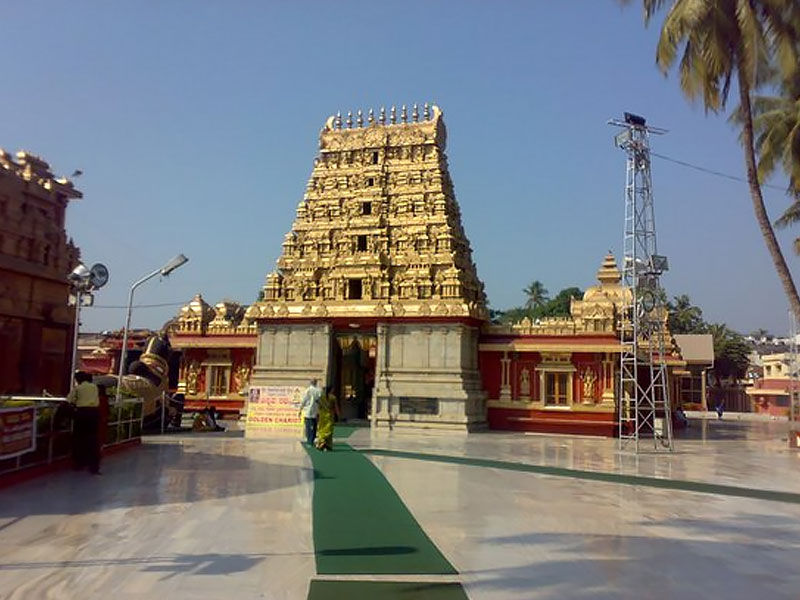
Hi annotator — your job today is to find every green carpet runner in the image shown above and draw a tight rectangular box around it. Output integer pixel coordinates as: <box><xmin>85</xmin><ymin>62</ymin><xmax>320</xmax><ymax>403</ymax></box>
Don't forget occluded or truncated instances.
<box><xmin>304</xmin><ymin>426</ymin><xmax>466</xmax><ymax>598</ymax></box>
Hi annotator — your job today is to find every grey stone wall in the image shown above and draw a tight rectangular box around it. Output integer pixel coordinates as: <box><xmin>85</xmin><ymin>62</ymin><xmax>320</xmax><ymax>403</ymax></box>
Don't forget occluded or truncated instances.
<box><xmin>372</xmin><ymin>322</ymin><xmax>487</xmax><ymax>431</ymax></box>
<box><xmin>251</xmin><ymin>323</ymin><xmax>331</xmax><ymax>388</ymax></box>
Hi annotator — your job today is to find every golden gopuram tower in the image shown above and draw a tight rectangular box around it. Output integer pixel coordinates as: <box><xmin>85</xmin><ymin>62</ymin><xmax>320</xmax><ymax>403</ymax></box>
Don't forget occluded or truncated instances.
<box><xmin>245</xmin><ymin>104</ymin><xmax>488</xmax><ymax>430</ymax></box>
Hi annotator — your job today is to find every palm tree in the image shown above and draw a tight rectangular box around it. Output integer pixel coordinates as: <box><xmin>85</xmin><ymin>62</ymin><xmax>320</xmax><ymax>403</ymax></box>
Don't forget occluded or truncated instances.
<box><xmin>523</xmin><ymin>280</ymin><xmax>549</xmax><ymax>311</ymax></box>
<box><xmin>627</xmin><ymin>0</ymin><xmax>800</xmax><ymax>319</ymax></box>
<box><xmin>667</xmin><ymin>294</ymin><xmax>705</xmax><ymax>334</ymax></box>
<box><xmin>748</xmin><ymin>69</ymin><xmax>800</xmax><ymax>251</ymax></box>
<box><xmin>707</xmin><ymin>322</ymin><xmax>751</xmax><ymax>388</ymax></box>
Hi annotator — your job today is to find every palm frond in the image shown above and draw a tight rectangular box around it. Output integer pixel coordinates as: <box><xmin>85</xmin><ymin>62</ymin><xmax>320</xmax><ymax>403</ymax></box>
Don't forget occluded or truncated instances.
<box><xmin>776</xmin><ymin>200</ymin><xmax>800</xmax><ymax>228</ymax></box>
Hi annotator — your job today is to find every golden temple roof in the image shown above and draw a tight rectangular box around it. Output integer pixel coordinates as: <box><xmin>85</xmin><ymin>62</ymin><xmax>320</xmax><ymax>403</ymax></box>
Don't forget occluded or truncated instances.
<box><xmin>247</xmin><ymin>104</ymin><xmax>487</xmax><ymax>321</ymax></box>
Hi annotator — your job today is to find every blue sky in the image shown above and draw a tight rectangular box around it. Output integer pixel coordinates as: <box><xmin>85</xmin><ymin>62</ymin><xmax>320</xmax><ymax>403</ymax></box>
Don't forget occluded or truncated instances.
<box><xmin>2</xmin><ymin>1</ymin><xmax>797</xmax><ymax>335</ymax></box>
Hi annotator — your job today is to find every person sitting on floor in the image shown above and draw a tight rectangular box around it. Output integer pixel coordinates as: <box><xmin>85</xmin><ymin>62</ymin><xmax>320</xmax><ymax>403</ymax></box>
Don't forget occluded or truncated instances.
<box><xmin>192</xmin><ymin>409</ymin><xmax>224</xmax><ymax>432</ymax></box>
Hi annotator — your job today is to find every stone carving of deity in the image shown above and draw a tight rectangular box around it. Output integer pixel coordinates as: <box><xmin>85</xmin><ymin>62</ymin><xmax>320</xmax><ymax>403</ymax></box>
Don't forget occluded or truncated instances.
<box><xmin>520</xmin><ymin>367</ymin><xmax>530</xmax><ymax>398</ymax></box>
<box><xmin>186</xmin><ymin>360</ymin><xmax>200</xmax><ymax>395</ymax></box>
<box><xmin>581</xmin><ymin>367</ymin><xmax>597</xmax><ymax>403</ymax></box>
<box><xmin>234</xmin><ymin>364</ymin><xmax>251</xmax><ymax>394</ymax></box>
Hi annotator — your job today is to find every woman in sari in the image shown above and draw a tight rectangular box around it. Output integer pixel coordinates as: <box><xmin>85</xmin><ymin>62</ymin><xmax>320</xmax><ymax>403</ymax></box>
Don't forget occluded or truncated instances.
<box><xmin>315</xmin><ymin>385</ymin><xmax>339</xmax><ymax>451</ymax></box>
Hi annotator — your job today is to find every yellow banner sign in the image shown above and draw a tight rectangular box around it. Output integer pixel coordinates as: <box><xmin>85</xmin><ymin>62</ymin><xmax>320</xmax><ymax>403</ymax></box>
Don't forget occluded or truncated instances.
<box><xmin>245</xmin><ymin>386</ymin><xmax>303</xmax><ymax>438</ymax></box>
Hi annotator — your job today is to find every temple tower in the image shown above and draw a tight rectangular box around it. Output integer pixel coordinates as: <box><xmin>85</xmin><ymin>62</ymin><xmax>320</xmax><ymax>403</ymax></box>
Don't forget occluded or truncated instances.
<box><xmin>246</xmin><ymin>104</ymin><xmax>488</xmax><ymax>430</ymax></box>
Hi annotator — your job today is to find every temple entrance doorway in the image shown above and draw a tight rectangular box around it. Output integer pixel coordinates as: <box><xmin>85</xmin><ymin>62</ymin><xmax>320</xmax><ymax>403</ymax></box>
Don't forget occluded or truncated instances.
<box><xmin>331</xmin><ymin>332</ymin><xmax>377</xmax><ymax>422</ymax></box>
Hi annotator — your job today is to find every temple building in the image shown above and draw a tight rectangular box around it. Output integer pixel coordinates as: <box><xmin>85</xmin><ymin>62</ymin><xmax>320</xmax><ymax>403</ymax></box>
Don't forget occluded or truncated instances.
<box><xmin>246</xmin><ymin>104</ymin><xmax>487</xmax><ymax>430</ymax></box>
<box><xmin>169</xmin><ymin>105</ymin><xmax>712</xmax><ymax>435</ymax></box>
<box><xmin>170</xmin><ymin>295</ymin><xmax>256</xmax><ymax>415</ymax></box>
<box><xmin>0</xmin><ymin>150</ymin><xmax>82</xmax><ymax>395</ymax></box>
<box><xmin>480</xmin><ymin>254</ymin><xmax>710</xmax><ymax>435</ymax></box>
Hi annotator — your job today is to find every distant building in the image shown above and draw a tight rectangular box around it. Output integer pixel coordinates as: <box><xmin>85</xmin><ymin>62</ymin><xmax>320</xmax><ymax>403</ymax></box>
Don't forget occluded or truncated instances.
<box><xmin>77</xmin><ymin>329</ymin><xmax>160</xmax><ymax>379</ymax></box>
<box><xmin>0</xmin><ymin>150</ymin><xmax>81</xmax><ymax>395</ymax></box>
<box><xmin>672</xmin><ymin>334</ymin><xmax>714</xmax><ymax>410</ymax></box>
<box><xmin>746</xmin><ymin>353</ymin><xmax>797</xmax><ymax>417</ymax></box>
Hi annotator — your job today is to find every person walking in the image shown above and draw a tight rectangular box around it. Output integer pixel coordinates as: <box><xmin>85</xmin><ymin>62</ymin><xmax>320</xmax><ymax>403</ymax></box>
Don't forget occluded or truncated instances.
<box><xmin>66</xmin><ymin>371</ymin><xmax>102</xmax><ymax>474</ymax></box>
<box><xmin>298</xmin><ymin>378</ymin><xmax>322</xmax><ymax>446</ymax></box>
<box><xmin>315</xmin><ymin>385</ymin><xmax>340</xmax><ymax>451</ymax></box>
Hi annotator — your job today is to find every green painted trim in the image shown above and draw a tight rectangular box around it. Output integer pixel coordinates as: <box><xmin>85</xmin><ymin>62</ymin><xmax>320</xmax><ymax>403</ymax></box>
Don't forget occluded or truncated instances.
<box><xmin>361</xmin><ymin>448</ymin><xmax>800</xmax><ymax>505</ymax></box>
<box><xmin>308</xmin><ymin>580</ymin><xmax>468</xmax><ymax>600</ymax></box>
<box><xmin>305</xmin><ymin>443</ymin><xmax>457</xmax><ymax>575</ymax></box>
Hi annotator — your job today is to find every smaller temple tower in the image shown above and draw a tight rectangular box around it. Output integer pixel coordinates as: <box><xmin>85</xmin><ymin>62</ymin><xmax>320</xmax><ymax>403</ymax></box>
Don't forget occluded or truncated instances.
<box><xmin>0</xmin><ymin>150</ymin><xmax>82</xmax><ymax>395</ymax></box>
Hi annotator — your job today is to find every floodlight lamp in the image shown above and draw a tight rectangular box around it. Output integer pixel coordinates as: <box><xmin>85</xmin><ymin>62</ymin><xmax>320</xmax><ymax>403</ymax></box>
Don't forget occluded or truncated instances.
<box><xmin>651</xmin><ymin>255</ymin><xmax>669</xmax><ymax>273</ymax></box>
<box><xmin>160</xmin><ymin>254</ymin><xmax>189</xmax><ymax>276</ymax></box>
<box><xmin>614</xmin><ymin>130</ymin><xmax>631</xmax><ymax>148</ymax></box>
<box><xmin>68</xmin><ymin>263</ymin><xmax>91</xmax><ymax>283</ymax></box>
<box><xmin>624</xmin><ymin>112</ymin><xmax>647</xmax><ymax>127</ymax></box>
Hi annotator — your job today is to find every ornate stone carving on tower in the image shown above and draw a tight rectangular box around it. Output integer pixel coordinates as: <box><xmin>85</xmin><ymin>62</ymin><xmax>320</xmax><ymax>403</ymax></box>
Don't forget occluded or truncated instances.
<box><xmin>247</xmin><ymin>104</ymin><xmax>488</xmax><ymax>430</ymax></box>
<box><xmin>246</xmin><ymin>103</ymin><xmax>486</xmax><ymax>321</ymax></box>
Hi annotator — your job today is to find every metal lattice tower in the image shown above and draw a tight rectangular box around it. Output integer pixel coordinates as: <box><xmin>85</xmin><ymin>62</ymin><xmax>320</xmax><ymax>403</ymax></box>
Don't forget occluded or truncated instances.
<box><xmin>609</xmin><ymin>113</ymin><xmax>673</xmax><ymax>453</ymax></box>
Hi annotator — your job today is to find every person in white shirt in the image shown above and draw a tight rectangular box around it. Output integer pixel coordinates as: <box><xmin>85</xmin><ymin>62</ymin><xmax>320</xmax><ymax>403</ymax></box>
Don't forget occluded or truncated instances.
<box><xmin>298</xmin><ymin>378</ymin><xmax>322</xmax><ymax>445</ymax></box>
<box><xmin>66</xmin><ymin>371</ymin><xmax>101</xmax><ymax>474</ymax></box>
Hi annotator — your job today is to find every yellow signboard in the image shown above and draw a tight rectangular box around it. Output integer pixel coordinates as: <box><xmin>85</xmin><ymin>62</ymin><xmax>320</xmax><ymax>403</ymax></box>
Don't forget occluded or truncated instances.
<box><xmin>245</xmin><ymin>386</ymin><xmax>303</xmax><ymax>438</ymax></box>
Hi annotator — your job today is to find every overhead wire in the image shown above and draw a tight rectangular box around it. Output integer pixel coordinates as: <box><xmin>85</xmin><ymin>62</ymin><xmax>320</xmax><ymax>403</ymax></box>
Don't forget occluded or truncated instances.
<box><xmin>88</xmin><ymin>301</ymin><xmax>187</xmax><ymax>309</ymax></box>
<box><xmin>650</xmin><ymin>151</ymin><xmax>788</xmax><ymax>192</ymax></box>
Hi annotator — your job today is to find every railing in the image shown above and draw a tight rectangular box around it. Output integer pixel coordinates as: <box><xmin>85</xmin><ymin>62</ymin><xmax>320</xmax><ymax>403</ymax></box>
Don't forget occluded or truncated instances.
<box><xmin>0</xmin><ymin>397</ymin><xmax>144</xmax><ymax>477</ymax></box>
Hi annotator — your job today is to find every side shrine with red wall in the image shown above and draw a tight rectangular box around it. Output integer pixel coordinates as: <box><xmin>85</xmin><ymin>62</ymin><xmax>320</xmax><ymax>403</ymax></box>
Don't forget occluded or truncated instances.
<box><xmin>169</xmin><ymin>295</ymin><xmax>256</xmax><ymax>416</ymax></box>
<box><xmin>478</xmin><ymin>254</ymin><xmax>698</xmax><ymax>436</ymax></box>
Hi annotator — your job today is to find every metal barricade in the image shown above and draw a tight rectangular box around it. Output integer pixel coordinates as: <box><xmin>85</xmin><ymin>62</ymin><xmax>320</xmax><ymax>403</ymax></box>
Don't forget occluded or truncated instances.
<box><xmin>0</xmin><ymin>396</ymin><xmax>144</xmax><ymax>477</ymax></box>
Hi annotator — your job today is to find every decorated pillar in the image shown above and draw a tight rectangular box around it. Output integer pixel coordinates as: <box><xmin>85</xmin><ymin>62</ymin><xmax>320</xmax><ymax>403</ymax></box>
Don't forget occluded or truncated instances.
<box><xmin>499</xmin><ymin>351</ymin><xmax>512</xmax><ymax>400</ymax></box>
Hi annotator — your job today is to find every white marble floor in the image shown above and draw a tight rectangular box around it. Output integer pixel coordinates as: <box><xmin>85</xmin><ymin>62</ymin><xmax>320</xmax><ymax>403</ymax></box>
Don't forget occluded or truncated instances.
<box><xmin>1</xmin><ymin>421</ymin><xmax>799</xmax><ymax>599</ymax></box>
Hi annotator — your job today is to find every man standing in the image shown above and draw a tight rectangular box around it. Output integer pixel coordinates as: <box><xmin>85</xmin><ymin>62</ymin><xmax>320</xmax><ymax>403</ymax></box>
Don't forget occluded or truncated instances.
<box><xmin>66</xmin><ymin>371</ymin><xmax>101</xmax><ymax>474</ymax></box>
<box><xmin>298</xmin><ymin>378</ymin><xmax>322</xmax><ymax>446</ymax></box>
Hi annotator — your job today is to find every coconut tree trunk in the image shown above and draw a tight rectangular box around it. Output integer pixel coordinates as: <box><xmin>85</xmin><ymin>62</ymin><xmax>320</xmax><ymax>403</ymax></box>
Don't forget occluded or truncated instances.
<box><xmin>737</xmin><ymin>65</ymin><xmax>800</xmax><ymax>320</ymax></box>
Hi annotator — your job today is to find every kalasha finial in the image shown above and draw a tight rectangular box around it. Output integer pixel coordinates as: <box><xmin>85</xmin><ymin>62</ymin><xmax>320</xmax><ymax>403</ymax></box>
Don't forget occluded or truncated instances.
<box><xmin>357</xmin><ymin>109</ymin><xmax>364</xmax><ymax>127</ymax></box>
<box><xmin>390</xmin><ymin>106</ymin><xmax>397</xmax><ymax>124</ymax></box>
<box><xmin>379</xmin><ymin>106</ymin><xmax>386</xmax><ymax>124</ymax></box>
<box><xmin>368</xmin><ymin>108</ymin><xmax>374</xmax><ymax>124</ymax></box>
<box><xmin>346</xmin><ymin>111</ymin><xmax>353</xmax><ymax>128</ymax></box>
<box><xmin>412</xmin><ymin>103</ymin><xmax>419</xmax><ymax>122</ymax></box>
<box><xmin>401</xmin><ymin>104</ymin><xmax>408</xmax><ymax>123</ymax></box>
<box><xmin>335</xmin><ymin>111</ymin><xmax>342</xmax><ymax>129</ymax></box>
<box><xmin>424</xmin><ymin>102</ymin><xmax>430</xmax><ymax>120</ymax></box>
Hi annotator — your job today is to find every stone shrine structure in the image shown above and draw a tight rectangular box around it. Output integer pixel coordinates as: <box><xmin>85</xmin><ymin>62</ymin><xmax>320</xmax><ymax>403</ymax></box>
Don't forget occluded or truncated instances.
<box><xmin>244</xmin><ymin>104</ymin><xmax>488</xmax><ymax>430</ymax></box>
<box><xmin>0</xmin><ymin>150</ymin><xmax>82</xmax><ymax>395</ymax></box>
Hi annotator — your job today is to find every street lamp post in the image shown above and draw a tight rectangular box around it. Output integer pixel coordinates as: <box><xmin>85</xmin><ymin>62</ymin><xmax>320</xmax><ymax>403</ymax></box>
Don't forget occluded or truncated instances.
<box><xmin>115</xmin><ymin>254</ymin><xmax>188</xmax><ymax>404</ymax></box>
<box><xmin>68</xmin><ymin>263</ymin><xmax>107</xmax><ymax>390</ymax></box>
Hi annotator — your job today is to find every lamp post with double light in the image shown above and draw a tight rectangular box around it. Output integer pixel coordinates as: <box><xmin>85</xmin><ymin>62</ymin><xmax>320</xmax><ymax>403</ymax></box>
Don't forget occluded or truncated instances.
<box><xmin>68</xmin><ymin>262</ymin><xmax>109</xmax><ymax>390</ymax></box>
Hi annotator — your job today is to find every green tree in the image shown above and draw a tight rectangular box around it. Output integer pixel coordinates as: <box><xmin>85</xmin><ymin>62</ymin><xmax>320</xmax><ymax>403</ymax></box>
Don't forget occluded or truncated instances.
<box><xmin>488</xmin><ymin>307</ymin><xmax>505</xmax><ymax>324</ymax></box>
<box><xmin>523</xmin><ymin>280</ymin><xmax>549</xmax><ymax>311</ymax></box>
<box><xmin>667</xmin><ymin>294</ymin><xmax>706</xmax><ymax>334</ymax></box>
<box><xmin>540</xmin><ymin>287</ymin><xmax>583</xmax><ymax>318</ymax></box>
<box><xmin>748</xmin><ymin>68</ymin><xmax>800</xmax><ymax>252</ymax></box>
<box><xmin>707</xmin><ymin>323</ymin><xmax>752</xmax><ymax>387</ymax></box>
<box><xmin>627</xmin><ymin>0</ymin><xmax>800</xmax><ymax>319</ymax></box>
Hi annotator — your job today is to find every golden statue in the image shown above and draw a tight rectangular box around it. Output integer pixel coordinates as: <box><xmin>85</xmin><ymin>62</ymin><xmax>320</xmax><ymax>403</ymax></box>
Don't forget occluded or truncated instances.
<box><xmin>581</xmin><ymin>367</ymin><xmax>597</xmax><ymax>403</ymax></box>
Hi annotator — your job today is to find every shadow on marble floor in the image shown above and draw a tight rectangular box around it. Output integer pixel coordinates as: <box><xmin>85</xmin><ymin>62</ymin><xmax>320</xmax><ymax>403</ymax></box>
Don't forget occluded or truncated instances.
<box><xmin>317</xmin><ymin>545</ymin><xmax>417</xmax><ymax>556</ymax></box>
<box><xmin>465</xmin><ymin>525</ymin><xmax>797</xmax><ymax>599</ymax></box>
<box><xmin>0</xmin><ymin>551</ymin><xmax>313</xmax><ymax>577</ymax></box>
<box><xmin>0</xmin><ymin>442</ymin><xmax>314</xmax><ymax>518</ymax></box>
